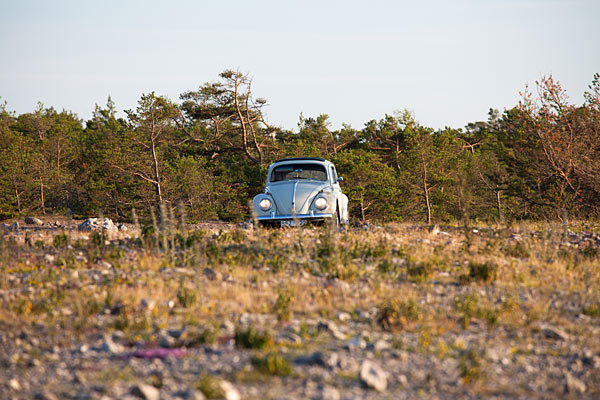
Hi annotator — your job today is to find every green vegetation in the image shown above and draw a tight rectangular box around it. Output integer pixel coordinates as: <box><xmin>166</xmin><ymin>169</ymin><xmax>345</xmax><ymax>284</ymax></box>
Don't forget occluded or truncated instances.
<box><xmin>196</xmin><ymin>374</ymin><xmax>226</xmax><ymax>399</ymax></box>
<box><xmin>234</xmin><ymin>325</ymin><xmax>273</xmax><ymax>349</ymax></box>
<box><xmin>2</xmin><ymin>72</ymin><xmax>600</xmax><ymax>223</ymax></box>
<box><xmin>250</xmin><ymin>352</ymin><xmax>293</xmax><ymax>376</ymax></box>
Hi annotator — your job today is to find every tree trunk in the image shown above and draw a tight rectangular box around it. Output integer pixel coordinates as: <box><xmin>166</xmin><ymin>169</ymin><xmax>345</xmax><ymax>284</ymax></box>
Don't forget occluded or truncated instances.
<box><xmin>496</xmin><ymin>190</ymin><xmax>504</xmax><ymax>223</ymax></box>
<box><xmin>151</xmin><ymin>137</ymin><xmax>163</xmax><ymax>204</ymax></box>
<box><xmin>233</xmin><ymin>78</ymin><xmax>260</xmax><ymax>167</ymax></box>
<box><xmin>14</xmin><ymin>186</ymin><xmax>21</xmax><ymax>213</ymax></box>
<box><xmin>40</xmin><ymin>179</ymin><xmax>45</xmax><ymax>214</ymax></box>
<box><xmin>360</xmin><ymin>194</ymin><xmax>366</xmax><ymax>221</ymax></box>
<box><xmin>421</xmin><ymin>154</ymin><xmax>431</xmax><ymax>224</ymax></box>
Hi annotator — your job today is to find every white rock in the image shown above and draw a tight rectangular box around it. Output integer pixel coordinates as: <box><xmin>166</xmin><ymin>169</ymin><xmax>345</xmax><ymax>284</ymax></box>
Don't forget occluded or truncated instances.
<box><xmin>359</xmin><ymin>360</ymin><xmax>387</xmax><ymax>392</ymax></box>
<box><xmin>541</xmin><ymin>324</ymin><xmax>570</xmax><ymax>341</ymax></box>
<box><xmin>100</xmin><ymin>335</ymin><xmax>124</xmax><ymax>354</ymax></box>
<box><xmin>346</xmin><ymin>335</ymin><xmax>367</xmax><ymax>350</ymax></box>
<box><xmin>336</xmin><ymin>311</ymin><xmax>351</xmax><ymax>322</ymax></box>
<box><xmin>320</xmin><ymin>386</ymin><xmax>340</xmax><ymax>400</ymax></box>
<box><xmin>372</xmin><ymin>339</ymin><xmax>391</xmax><ymax>352</ymax></box>
<box><xmin>25</xmin><ymin>216</ymin><xmax>43</xmax><ymax>226</ymax></box>
<box><xmin>219</xmin><ymin>380</ymin><xmax>240</xmax><ymax>400</ymax></box>
<box><xmin>183</xmin><ymin>390</ymin><xmax>206</xmax><ymax>400</ymax></box>
<box><xmin>565</xmin><ymin>372</ymin><xmax>586</xmax><ymax>394</ymax></box>
<box><xmin>9</xmin><ymin>378</ymin><xmax>21</xmax><ymax>391</ymax></box>
<box><xmin>140</xmin><ymin>298</ymin><xmax>156</xmax><ymax>311</ymax></box>
<box><xmin>78</xmin><ymin>218</ymin><xmax>118</xmax><ymax>232</ymax></box>
<box><xmin>398</xmin><ymin>374</ymin><xmax>408</xmax><ymax>386</ymax></box>
<box><xmin>130</xmin><ymin>383</ymin><xmax>160</xmax><ymax>400</ymax></box>
<box><xmin>97</xmin><ymin>260</ymin><xmax>113</xmax><ymax>269</ymax></box>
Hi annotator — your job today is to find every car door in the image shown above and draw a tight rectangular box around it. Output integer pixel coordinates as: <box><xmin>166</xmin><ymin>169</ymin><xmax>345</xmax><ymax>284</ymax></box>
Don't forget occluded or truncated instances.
<box><xmin>330</xmin><ymin>165</ymin><xmax>342</xmax><ymax>210</ymax></box>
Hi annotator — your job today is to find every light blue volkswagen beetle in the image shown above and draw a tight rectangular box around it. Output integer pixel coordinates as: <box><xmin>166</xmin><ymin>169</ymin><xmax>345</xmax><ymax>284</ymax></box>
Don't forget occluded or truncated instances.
<box><xmin>252</xmin><ymin>157</ymin><xmax>349</xmax><ymax>226</ymax></box>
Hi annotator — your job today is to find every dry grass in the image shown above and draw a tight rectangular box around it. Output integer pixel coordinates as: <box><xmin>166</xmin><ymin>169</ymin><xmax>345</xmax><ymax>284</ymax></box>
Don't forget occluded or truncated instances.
<box><xmin>1</xmin><ymin>219</ymin><xmax>599</xmax><ymax>397</ymax></box>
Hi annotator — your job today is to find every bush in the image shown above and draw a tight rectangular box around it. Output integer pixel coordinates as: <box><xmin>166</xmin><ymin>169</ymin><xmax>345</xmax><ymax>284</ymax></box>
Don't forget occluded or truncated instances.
<box><xmin>53</xmin><ymin>233</ymin><xmax>69</xmax><ymax>248</ymax></box>
<box><xmin>251</xmin><ymin>352</ymin><xmax>293</xmax><ymax>376</ymax></box>
<box><xmin>376</xmin><ymin>299</ymin><xmax>422</xmax><ymax>331</ymax></box>
<box><xmin>196</xmin><ymin>374</ymin><xmax>225</xmax><ymax>399</ymax></box>
<box><xmin>273</xmin><ymin>289</ymin><xmax>294</xmax><ymax>321</ymax></box>
<box><xmin>177</xmin><ymin>285</ymin><xmax>197</xmax><ymax>308</ymax></box>
<box><xmin>459</xmin><ymin>348</ymin><xmax>485</xmax><ymax>384</ymax></box>
<box><xmin>406</xmin><ymin>259</ymin><xmax>432</xmax><ymax>283</ymax></box>
<box><xmin>234</xmin><ymin>325</ymin><xmax>272</xmax><ymax>349</ymax></box>
<box><xmin>459</xmin><ymin>262</ymin><xmax>497</xmax><ymax>284</ymax></box>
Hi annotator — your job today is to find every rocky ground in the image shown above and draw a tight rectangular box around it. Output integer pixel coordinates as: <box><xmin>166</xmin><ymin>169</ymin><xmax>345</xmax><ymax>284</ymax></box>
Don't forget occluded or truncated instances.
<box><xmin>0</xmin><ymin>216</ymin><xmax>599</xmax><ymax>399</ymax></box>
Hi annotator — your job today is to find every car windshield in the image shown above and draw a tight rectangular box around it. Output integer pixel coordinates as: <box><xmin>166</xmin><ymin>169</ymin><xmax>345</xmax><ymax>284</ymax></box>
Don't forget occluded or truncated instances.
<box><xmin>270</xmin><ymin>163</ymin><xmax>327</xmax><ymax>182</ymax></box>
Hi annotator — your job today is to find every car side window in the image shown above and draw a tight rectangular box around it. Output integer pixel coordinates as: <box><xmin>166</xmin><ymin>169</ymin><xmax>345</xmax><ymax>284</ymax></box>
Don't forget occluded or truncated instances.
<box><xmin>330</xmin><ymin>166</ymin><xmax>338</xmax><ymax>183</ymax></box>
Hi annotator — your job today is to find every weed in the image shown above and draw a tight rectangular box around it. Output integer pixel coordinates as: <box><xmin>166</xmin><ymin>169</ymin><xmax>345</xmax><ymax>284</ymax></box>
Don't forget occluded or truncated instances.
<box><xmin>231</xmin><ymin>228</ymin><xmax>246</xmax><ymax>243</ymax></box>
<box><xmin>184</xmin><ymin>327</ymin><xmax>218</xmax><ymax>347</ymax></box>
<box><xmin>91</xmin><ymin>231</ymin><xmax>109</xmax><ymax>248</ymax></box>
<box><xmin>273</xmin><ymin>288</ymin><xmax>294</xmax><ymax>321</ymax></box>
<box><xmin>459</xmin><ymin>348</ymin><xmax>485</xmax><ymax>384</ymax></box>
<box><xmin>177</xmin><ymin>285</ymin><xmax>197</xmax><ymax>308</ymax></box>
<box><xmin>269</xmin><ymin>255</ymin><xmax>286</xmax><ymax>273</ymax></box>
<box><xmin>454</xmin><ymin>293</ymin><xmax>479</xmax><ymax>329</ymax></box>
<box><xmin>196</xmin><ymin>374</ymin><xmax>225</xmax><ymax>399</ymax></box>
<box><xmin>148</xmin><ymin>372</ymin><xmax>163</xmax><ymax>388</ymax></box>
<box><xmin>377</xmin><ymin>299</ymin><xmax>422</xmax><ymax>331</ymax></box>
<box><xmin>582</xmin><ymin>304</ymin><xmax>600</xmax><ymax>317</ymax></box>
<box><xmin>377</xmin><ymin>259</ymin><xmax>398</xmax><ymax>275</ymax></box>
<box><xmin>503</xmin><ymin>241</ymin><xmax>530</xmax><ymax>258</ymax></box>
<box><xmin>417</xmin><ymin>325</ymin><xmax>433</xmax><ymax>350</ymax></box>
<box><xmin>234</xmin><ymin>325</ymin><xmax>272</xmax><ymax>349</ymax></box>
<box><xmin>250</xmin><ymin>352</ymin><xmax>293</xmax><ymax>376</ymax></box>
<box><xmin>406</xmin><ymin>259</ymin><xmax>432</xmax><ymax>283</ymax></box>
<box><xmin>459</xmin><ymin>262</ymin><xmax>497</xmax><ymax>284</ymax></box>
<box><xmin>53</xmin><ymin>233</ymin><xmax>69</xmax><ymax>248</ymax></box>
<box><xmin>581</xmin><ymin>243</ymin><xmax>599</xmax><ymax>259</ymax></box>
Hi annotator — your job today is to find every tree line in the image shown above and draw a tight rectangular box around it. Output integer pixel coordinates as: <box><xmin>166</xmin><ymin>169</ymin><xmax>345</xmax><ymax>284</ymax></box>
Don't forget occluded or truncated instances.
<box><xmin>1</xmin><ymin>70</ymin><xmax>599</xmax><ymax>223</ymax></box>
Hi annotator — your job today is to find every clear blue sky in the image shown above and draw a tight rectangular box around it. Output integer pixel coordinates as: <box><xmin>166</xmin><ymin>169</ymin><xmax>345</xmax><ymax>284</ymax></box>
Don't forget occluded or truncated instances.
<box><xmin>1</xmin><ymin>0</ymin><xmax>598</xmax><ymax>130</ymax></box>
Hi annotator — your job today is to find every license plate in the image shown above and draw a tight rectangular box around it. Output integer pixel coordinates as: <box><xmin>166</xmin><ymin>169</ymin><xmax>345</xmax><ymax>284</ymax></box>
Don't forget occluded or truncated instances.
<box><xmin>280</xmin><ymin>219</ymin><xmax>306</xmax><ymax>227</ymax></box>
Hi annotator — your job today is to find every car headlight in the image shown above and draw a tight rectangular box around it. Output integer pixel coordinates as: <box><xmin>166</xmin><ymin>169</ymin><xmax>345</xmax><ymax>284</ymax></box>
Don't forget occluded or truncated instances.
<box><xmin>259</xmin><ymin>198</ymin><xmax>272</xmax><ymax>211</ymax></box>
<box><xmin>314</xmin><ymin>197</ymin><xmax>327</xmax><ymax>210</ymax></box>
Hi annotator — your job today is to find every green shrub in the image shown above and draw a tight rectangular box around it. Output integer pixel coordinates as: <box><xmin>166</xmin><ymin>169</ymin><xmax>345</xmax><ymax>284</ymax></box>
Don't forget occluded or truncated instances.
<box><xmin>377</xmin><ymin>299</ymin><xmax>422</xmax><ymax>331</ymax></box>
<box><xmin>273</xmin><ymin>289</ymin><xmax>294</xmax><ymax>321</ymax></box>
<box><xmin>503</xmin><ymin>241</ymin><xmax>530</xmax><ymax>258</ymax></box>
<box><xmin>459</xmin><ymin>348</ymin><xmax>485</xmax><ymax>384</ymax></box>
<box><xmin>53</xmin><ymin>233</ymin><xmax>69</xmax><ymax>248</ymax></box>
<box><xmin>459</xmin><ymin>262</ymin><xmax>497</xmax><ymax>284</ymax></box>
<box><xmin>582</xmin><ymin>304</ymin><xmax>600</xmax><ymax>317</ymax></box>
<box><xmin>196</xmin><ymin>374</ymin><xmax>225</xmax><ymax>399</ymax></box>
<box><xmin>177</xmin><ymin>285</ymin><xmax>197</xmax><ymax>308</ymax></box>
<box><xmin>251</xmin><ymin>352</ymin><xmax>293</xmax><ymax>376</ymax></box>
<box><xmin>234</xmin><ymin>325</ymin><xmax>272</xmax><ymax>349</ymax></box>
<box><xmin>406</xmin><ymin>259</ymin><xmax>432</xmax><ymax>283</ymax></box>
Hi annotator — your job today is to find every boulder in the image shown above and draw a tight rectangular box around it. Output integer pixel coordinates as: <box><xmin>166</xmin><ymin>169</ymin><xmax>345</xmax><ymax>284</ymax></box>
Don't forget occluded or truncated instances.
<box><xmin>359</xmin><ymin>360</ymin><xmax>387</xmax><ymax>392</ymax></box>
<box><xmin>25</xmin><ymin>216</ymin><xmax>43</xmax><ymax>226</ymax></box>
<box><xmin>219</xmin><ymin>380</ymin><xmax>240</xmax><ymax>400</ymax></box>
<box><xmin>130</xmin><ymin>383</ymin><xmax>160</xmax><ymax>400</ymax></box>
<box><xmin>78</xmin><ymin>218</ymin><xmax>117</xmax><ymax>232</ymax></box>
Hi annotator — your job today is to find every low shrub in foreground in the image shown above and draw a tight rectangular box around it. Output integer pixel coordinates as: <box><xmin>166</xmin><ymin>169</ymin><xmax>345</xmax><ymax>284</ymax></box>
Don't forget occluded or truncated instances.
<box><xmin>234</xmin><ymin>325</ymin><xmax>273</xmax><ymax>349</ymax></box>
<box><xmin>251</xmin><ymin>352</ymin><xmax>293</xmax><ymax>376</ymax></box>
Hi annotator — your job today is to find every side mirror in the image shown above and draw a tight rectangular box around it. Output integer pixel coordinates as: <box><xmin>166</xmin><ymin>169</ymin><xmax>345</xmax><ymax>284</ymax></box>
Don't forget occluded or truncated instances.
<box><xmin>337</xmin><ymin>176</ymin><xmax>344</xmax><ymax>182</ymax></box>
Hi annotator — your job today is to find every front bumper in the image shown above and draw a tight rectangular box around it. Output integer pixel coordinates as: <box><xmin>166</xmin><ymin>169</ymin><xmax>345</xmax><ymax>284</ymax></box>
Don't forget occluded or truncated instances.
<box><xmin>257</xmin><ymin>211</ymin><xmax>333</xmax><ymax>221</ymax></box>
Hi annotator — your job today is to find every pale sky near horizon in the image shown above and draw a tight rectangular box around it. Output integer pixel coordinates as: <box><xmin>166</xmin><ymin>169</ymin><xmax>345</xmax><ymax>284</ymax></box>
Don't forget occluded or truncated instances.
<box><xmin>1</xmin><ymin>0</ymin><xmax>598</xmax><ymax>131</ymax></box>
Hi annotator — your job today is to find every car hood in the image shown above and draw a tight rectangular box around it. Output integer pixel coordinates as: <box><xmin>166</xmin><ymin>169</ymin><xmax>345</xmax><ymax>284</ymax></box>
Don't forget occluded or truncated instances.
<box><xmin>267</xmin><ymin>180</ymin><xmax>329</xmax><ymax>214</ymax></box>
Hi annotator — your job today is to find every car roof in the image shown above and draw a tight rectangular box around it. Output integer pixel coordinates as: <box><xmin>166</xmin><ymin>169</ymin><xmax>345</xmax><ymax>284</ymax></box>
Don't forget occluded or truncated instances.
<box><xmin>273</xmin><ymin>157</ymin><xmax>327</xmax><ymax>163</ymax></box>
